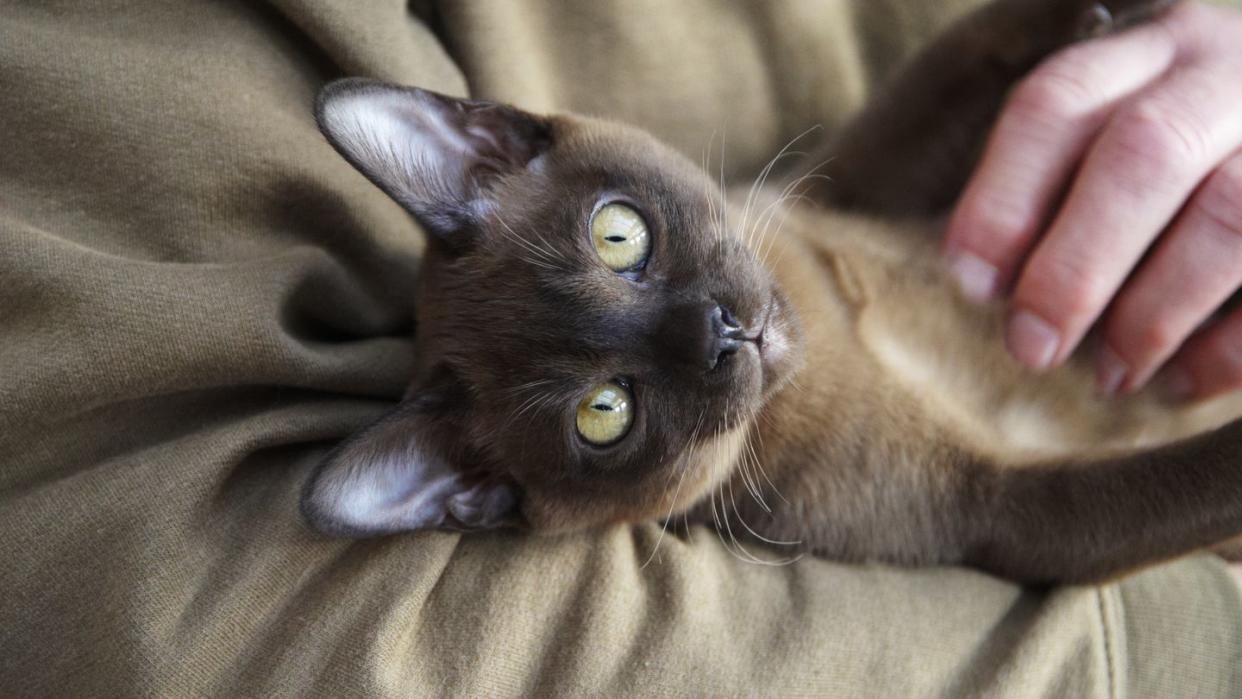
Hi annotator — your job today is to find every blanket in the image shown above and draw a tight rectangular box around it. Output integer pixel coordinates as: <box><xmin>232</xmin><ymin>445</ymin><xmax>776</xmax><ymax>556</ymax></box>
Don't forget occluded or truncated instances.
<box><xmin>2</xmin><ymin>1</ymin><xmax>1239</xmax><ymax>695</ymax></box>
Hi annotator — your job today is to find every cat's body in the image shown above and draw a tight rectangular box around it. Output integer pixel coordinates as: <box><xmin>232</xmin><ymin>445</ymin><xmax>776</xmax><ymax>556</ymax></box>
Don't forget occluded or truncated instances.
<box><xmin>301</xmin><ymin>0</ymin><xmax>1242</xmax><ymax>584</ymax></box>
<box><xmin>730</xmin><ymin>195</ymin><xmax>1242</xmax><ymax>573</ymax></box>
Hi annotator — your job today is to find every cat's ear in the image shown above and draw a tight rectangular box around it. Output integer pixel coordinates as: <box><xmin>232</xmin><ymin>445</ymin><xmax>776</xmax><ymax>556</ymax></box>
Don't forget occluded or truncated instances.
<box><xmin>301</xmin><ymin>390</ymin><xmax>520</xmax><ymax>537</ymax></box>
<box><xmin>315</xmin><ymin>78</ymin><xmax>553</xmax><ymax>240</ymax></box>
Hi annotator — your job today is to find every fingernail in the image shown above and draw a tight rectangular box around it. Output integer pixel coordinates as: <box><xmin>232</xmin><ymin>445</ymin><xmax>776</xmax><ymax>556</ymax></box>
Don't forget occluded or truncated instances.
<box><xmin>947</xmin><ymin>251</ymin><xmax>999</xmax><ymax>302</ymax></box>
<box><xmin>1096</xmin><ymin>346</ymin><xmax>1129</xmax><ymax>396</ymax></box>
<box><xmin>1162</xmin><ymin>368</ymin><xmax>1196</xmax><ymax>401</ymax></box>
<box><xmin>1006</xmin><ymin>310</ymin><xmax>1061</xmax><ymax>371</ymax></box>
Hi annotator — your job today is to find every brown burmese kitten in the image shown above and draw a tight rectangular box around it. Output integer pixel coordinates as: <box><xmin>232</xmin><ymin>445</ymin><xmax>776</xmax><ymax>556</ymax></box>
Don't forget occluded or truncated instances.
<box><xmin>302</xmin><ymin>0</ymin><xmax>1242</xmax><ymax>583</ymax></box>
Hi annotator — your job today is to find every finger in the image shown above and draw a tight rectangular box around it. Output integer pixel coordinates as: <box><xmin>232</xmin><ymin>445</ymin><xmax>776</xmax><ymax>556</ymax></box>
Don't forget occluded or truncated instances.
<box><xmin>1099</xmin><ymin>151</ymin><xmax>1242</xmax><ymax>394</ymax></box>
<box><xmin>1007</xmin><ymin>61</ymin><xmax>1242</xmax><ymax>370</ymax></box>
<box><xmin>1162</xmin><ymin>304</ymin><xmax>1242</xmax><ymax>401</ymax></box>
<box><xmin>944</xmin><ymin>20</ymin><xmax>1178</xmax><ymax>301</ymax></box>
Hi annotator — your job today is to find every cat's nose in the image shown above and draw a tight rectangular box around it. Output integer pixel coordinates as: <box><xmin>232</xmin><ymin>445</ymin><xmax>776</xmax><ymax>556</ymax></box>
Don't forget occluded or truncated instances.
<box><xmin>708</xmin><ymin>304</ymin><xmax>745</xmax><ymax>370</ymax></box>
<box><xmin>653</xmin><ymin>301</ymin><xmax>747</xmax><ymax>373</ymax></box>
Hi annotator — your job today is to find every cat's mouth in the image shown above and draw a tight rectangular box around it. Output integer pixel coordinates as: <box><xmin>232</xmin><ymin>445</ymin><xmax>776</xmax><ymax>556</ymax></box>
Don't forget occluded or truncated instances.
<box><xmin>752</xmin><ymin>291</ymin><xmax>800</xmax><ymax>393</ymax></box>
<box><xmin>753</xmin><ymin>300</ymin><xmax>776</xmax><ymax>352</ymax></box>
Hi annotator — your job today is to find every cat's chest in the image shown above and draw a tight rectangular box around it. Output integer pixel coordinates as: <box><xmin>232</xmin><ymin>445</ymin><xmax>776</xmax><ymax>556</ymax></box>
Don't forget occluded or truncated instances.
<box><xmin>768</xmin><ymin>211</ymin><xmax>1204</xmax><ymax>460</ymax></box>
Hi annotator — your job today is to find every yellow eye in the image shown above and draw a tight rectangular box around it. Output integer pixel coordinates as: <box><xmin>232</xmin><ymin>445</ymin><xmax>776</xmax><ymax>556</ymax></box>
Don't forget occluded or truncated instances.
<box><xmin>575</xmin><ymin>381</ymin><xmax>635</xmax><ymax>446</ymax></box>
<box><xmin>590</xmin><ymin>203</ymin><xmax>651</xmax><ymax>272</ymax></box>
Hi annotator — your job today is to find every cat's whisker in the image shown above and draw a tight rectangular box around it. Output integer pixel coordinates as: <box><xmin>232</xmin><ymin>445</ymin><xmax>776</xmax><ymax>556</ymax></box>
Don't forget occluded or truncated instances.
<box><xmin>740</xmin><ymin>125</ymin><xmax>821</xmax><ymax>251</ymax></box>
<box><xmin>769</xmin><ymin>158</ymin><xmax>835</xmax><ymax>204</ymax></box>
<box><xmin>513</xmin><ymin>391</ymin><xmax>572</xmax><ymax>455</ymax></box>
<box><xmin>731</xmin><ymin>407</ymin><xmax>769</xmax><ymax>514</ymax></box>
<box><xmin>505</xmin><ymin>378</ymin><xmax>558</xmax><ymax>396</ymax></box>
<box><xmin>509</xmin><ymin>392</ymin><xmax>547</xmax><ymax>423</ymax></box>
<box><xmin>782</xmin><ymin>158</ymin><xmax>836</xmax><ymax>182</ymax></box>
<box><xmin>750</xmin><ymin>193</ymin><xmax>809</xmax><ymax>270</ymax></box>
<box><xmin>763</xmin><ymin>235</ymin><xmax>795</xmax><ymax>273</ymax></box>
<box><xmin>749</xmin><ymin>165</ymin><xmax>831</xmax><ymax>264</ymax></box>
<box><xmin>641</xmin><ymin>457</ymin><xmax>690</xmax><ymax>571</ymax></box>
<box><xmin>707</xmin><ymin>403</ymin><xmax>792</xmax><ymax>565</ymax></box>
<box><xmin>641</xmin><ymin>408</ymin><xmax>707</xmax><ymax>571</ymax></box>
<box><xmin>521</xmin><ymin>223</ymin><xmax>571</xmax><ymax>267</ymax></box>
<box><xmin>730</xmin><ymin>404</ymin><xmax>784</xmax><ymax>524</ymax></box>
<box><xmin>655</xmin><ymin>407</ymin><xmax>706</xmax><ymax>496</ymax></box>
<box><xmin>712</xmin><ymin>483</ymin><xmax>744</xmax><ymax>562</ymax></box>
<box><xmin>718</xmin><ymin>126</ymin><xmax>729</xmax><ymax>245</ymax></box>
<box><xmin>707</xmin><ymin>422</ymin><xmax>738</xmax><ymax>556</ymax></box>
<box><xmin>743</xmin><ymin>149</ymin><xmax>805</xmax><ymax>250</ymax></box>
<box><xmin>741</xmin><ymin>152</ymin><xmax>831</xmax><ymax>259</ymax></box>
<box><xmin>518</xmin><ymin>254</ymin><xmax>560</xmax><ymax>272</ymax></box>
<box><xmin>726</xmin><ymin>468</ymin><xmax>801</xmax><ymax>548</ymax></box>
<box><xmin>748</xmin><ymin>416</ymin><xmax>791</xmax><ymax>507</ymax></box>
<box><xmin>758</xmin><ymin>192</ymin><xmax>817</xmax><ymax>268</ymax></box>
<box><xmin>717</xmin><ymin>485</ymin><xmax>752</xmax><ymax>563</ymax></box>
<box><xmin>729</xmin><ymin>490</ymin><xmax>803</xmax><ymax>564</ymax></box>
<box><xmin>738</xmin><ymin>451</ymin><xmax>766</xmax><ymax>514</ymax></box>
<box><xmin>504</xmin><ymin>399</ymin><xmax>544</xmax><ymax>435</ymax></box>
<box><xmin>519</xmin><ymin>240</ymin><xmax>564</xmax><ymax>270</ymax></box>
<box><xmin>493</xmin><ymin>212</ymin><xmax>565</xmax><ymax>270</ymax></box>
<box><xmin>747</xmin><ymin>187</ymin><xmax>797</xmax><ymax>262</ymax></box>
<box><xmin>738</xmin><ymin>431</ymin><xmax>772</xmax><ymax>513</ymax></box>
<box><xmin>709</xmin><ymin>482</ymin><xmax>726</xmax><ymax>551</ymax></box>
<box><xmin>506</xmin><ymin>387</ymin><xmax>570</xmax><ymax>435</ymax></box>
<box><xmin>701</xmin><ymin>129</ymin><xmax>725</xmax><ymax>246</ymax></box>
<box><xmin>494</xmin><ymin>214</ymin><xmax>551</xmax><ymax>260</ymax></box>
<box><xmin>721</xmin><ymin>399</ymin><xmax>756</xmax><ymax>505</ymax></box>
<box><xmin>784</xmin><ymin>374</ymin><xmax>807</xmax><ymax>395</ymax></box>
<box><xmin>719</xmin><ymin>482</ymin><xmax>790</xmax><ymax>565</ymax></box>
<box><xmin>527</xmin><ymin>391</ymin><xmax>565</xmax><ymax>425</ymax></box>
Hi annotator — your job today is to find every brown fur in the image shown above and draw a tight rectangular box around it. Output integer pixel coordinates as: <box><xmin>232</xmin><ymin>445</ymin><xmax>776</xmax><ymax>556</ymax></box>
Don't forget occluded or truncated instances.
<box><xmin>301</xmin><ymin>0</ymin><xmax>1242</xmax><ymax>583</ymax></box>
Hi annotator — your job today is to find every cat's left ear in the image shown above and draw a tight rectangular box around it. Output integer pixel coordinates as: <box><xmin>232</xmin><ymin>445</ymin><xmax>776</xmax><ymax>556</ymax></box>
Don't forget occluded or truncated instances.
<box><xmin>315</xmin><ymin>78</ymin><xmax>553</xmax><ymax>241</ymax></box>
<box><xmin>300</xmin><ymin>389</ymin><xmax>521</xmax><ymax>537</ymax></box>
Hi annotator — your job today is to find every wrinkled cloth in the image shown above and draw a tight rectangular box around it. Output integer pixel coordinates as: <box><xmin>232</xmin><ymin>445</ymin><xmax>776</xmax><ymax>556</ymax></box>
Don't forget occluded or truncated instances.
<box><xmin>2</xmin><ymin>1</ymin><xmax>1240</xmax><ymax>696</ymax></box>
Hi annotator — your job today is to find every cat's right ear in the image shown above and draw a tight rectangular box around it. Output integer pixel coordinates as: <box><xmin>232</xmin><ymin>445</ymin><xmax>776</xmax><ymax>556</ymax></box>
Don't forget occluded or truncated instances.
<box><xmin>300</xmin><ymin>389</ymin><xmax>521</xmax><ymax>537</ymax></box>
<box><xmin>315</xmin><ymin>78</ymin><xmax>553</xmax><ymax>242</ymax></box>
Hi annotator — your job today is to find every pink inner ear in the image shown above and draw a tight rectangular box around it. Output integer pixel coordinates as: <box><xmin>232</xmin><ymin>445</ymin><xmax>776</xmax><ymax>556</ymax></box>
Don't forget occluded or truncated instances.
<box><xmin>304</xmin><ymin>441</ymin><xmax>467</xmax><ymax>535</ymax></box>
<box><xmin>340</xmin><ymin>454</ymin><xmax>465</xmax><ymax>531</ymax></box>
<box><xmin>303</xmin><ymin>404</ymin><xmax>521</xmax><ymax>536</ymax></box>
<box><xmin>316</xmin><ymin>80</ymin><xmax>551</xmax><ymax>238</ymax></box>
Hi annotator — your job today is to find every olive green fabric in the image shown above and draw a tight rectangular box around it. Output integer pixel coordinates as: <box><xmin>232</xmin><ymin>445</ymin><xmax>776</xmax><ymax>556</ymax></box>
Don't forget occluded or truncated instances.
<box><xmin>2</xmin><ymin>0</ymin><xmax>1240</xmax><ymax>696</ymax></box>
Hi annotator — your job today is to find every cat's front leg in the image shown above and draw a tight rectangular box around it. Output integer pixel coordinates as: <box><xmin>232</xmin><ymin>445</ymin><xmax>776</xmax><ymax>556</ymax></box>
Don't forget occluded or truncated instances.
<box><xmin>799</xmin><ymin>0</ymin><xmax>1184</xmax><ymax>217</ymax></box>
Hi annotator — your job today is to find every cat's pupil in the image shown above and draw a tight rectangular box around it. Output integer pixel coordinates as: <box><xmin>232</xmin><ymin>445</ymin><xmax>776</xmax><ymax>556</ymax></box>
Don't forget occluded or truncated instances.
<box><xmin>605</xmin><ymin>235</ymin><xmax>626</xmax><ymax>243</ymax></box>
<box><xmin>592</xmin><ymin>403</ymin><xmax>613</xmax><ymax>412</ymax></box>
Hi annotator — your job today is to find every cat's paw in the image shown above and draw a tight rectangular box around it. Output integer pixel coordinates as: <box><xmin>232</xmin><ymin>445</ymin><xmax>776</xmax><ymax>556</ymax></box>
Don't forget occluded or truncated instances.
<box><xmin>1076</xmin><ymin>0</ymin><xmax>1182</xmax><ymax>38</ymax></box>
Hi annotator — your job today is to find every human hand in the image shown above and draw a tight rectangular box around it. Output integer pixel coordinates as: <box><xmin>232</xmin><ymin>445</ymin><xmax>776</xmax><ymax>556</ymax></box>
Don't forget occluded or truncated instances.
<box><xmin>944</xmin><ymin>1</ymin><xmax>1242</xmax><ymax>401</ymax></box>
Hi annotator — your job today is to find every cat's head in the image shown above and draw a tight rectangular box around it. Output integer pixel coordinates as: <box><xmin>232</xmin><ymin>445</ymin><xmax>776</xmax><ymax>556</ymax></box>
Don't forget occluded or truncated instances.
<box><xmin>301</xmin><ymin>79</ymin><xmax>802</xmax><ymax>536</ymax></box>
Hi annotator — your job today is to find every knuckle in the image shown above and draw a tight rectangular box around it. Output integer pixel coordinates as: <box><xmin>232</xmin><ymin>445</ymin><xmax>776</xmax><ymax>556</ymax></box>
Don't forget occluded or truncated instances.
<box><xmin>1107</xmin><ymin>303</ymin><xmax>1174</xmax><ymax>364</ymax></box>
<box><xmin>1135</xmin><ymin>315</ymin><xmax>1184</xmax><ymax>358</ymax></box>
<box><xmin>1193</xmin><ymin>160</ymin><xmax>1242</xmax><ymax>239</ymax></box>
<box><xmin>1162</xmin><ymin>2</ymin><xmax>1229</xmax><ymax>51</ymax></box>
<box><xmin>1010</xmin><ymin>67</ymin><xmax>1098</xmax><ymax>123</ymax></box>
<box><xmin>1107</xmin><ymin>100</ymin><xmax>1210</xmax><ymax>179</ymax></box>
<box><xmin>1028</xmin><ymin>254</ymin><xmax>1112</xmax><ymax>324</ymax></box>
<box><xmin>957</xmin><ymin>196</ymin><xmax>1030</xmax><ymax>250</ymax></box>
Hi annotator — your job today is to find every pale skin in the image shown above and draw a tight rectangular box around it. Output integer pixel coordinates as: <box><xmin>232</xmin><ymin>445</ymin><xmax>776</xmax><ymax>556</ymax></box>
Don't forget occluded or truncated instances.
<box><xmin>945</xmin><ymin>1</ymin><xmax>1242</xmax><ymax>403</ymax></box>
<box><xmin>944</xmin><ymin>1</ymin><xmax>1242</xmax><ymax>586</ymax></box>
